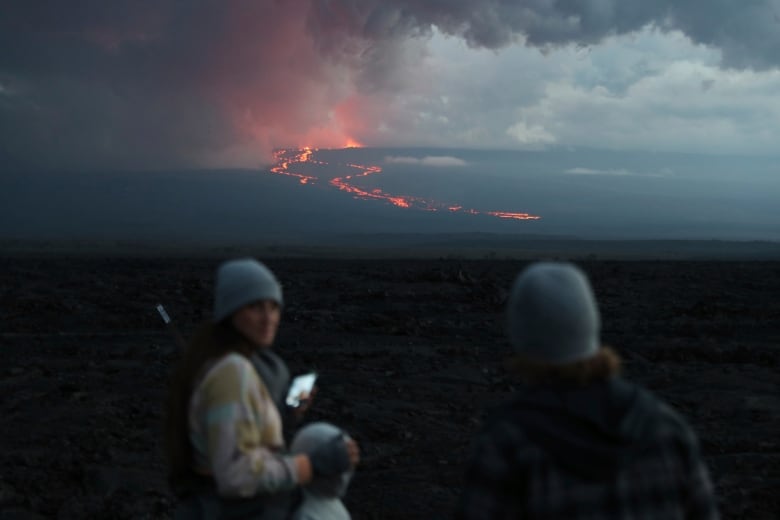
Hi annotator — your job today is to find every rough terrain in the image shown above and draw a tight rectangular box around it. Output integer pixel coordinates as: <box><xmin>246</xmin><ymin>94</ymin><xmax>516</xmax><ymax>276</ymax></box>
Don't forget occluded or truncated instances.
<box><xmin>1</xmin><ymin>256</ymin><xmax>778</xmax><ymax>518</ymax></box>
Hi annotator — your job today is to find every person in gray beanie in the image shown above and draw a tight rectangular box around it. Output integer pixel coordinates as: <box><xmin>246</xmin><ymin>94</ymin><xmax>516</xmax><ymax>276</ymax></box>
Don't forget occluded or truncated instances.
<box><xmin>213</xmin><ymin>259</ymin><xmax>292</xmax><ymax>414</ymax></box>
<box><xmin>164</xmin><ymin>258</ymin><xmax>360</xmax><ymax>519</ymax></box>
<box><xmin>456</xmin><ymin>262</ymin><xmax>719</xmax><ymax>519</ymax></box>
<box><xmin>290</xmin><ymin>422</ymin><xmax>355</xmax><ymax>520</ymax></box>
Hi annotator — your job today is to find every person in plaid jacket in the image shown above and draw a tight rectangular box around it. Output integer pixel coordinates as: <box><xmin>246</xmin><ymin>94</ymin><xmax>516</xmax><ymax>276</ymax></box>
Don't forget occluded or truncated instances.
<box><xmin>456</xmin><ymin>262</ymin><xmax>718</xmax><ymax>519</ymax></box>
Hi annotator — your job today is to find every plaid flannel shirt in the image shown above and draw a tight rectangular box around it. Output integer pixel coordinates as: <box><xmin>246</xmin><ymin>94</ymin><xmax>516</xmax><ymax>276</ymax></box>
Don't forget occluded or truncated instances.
<box><xmin>456</xmin><ymin>389</ymin><xmax>719</xmax><ymax>519</ymax></box>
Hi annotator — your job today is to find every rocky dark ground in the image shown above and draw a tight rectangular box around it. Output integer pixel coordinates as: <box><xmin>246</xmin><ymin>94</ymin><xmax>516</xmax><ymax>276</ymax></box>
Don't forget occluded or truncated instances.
<box><xmin>1</xmin><ymin>256</ymin><xmax>778</xmax><ymax>519</ymax></box>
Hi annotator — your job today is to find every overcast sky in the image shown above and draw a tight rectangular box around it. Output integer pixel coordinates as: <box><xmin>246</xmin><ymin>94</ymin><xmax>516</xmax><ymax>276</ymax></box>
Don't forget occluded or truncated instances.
<box><xmin>2</xmin><ymin>0</ymin><xmax>779</xmax><ymax>171</ymax></box>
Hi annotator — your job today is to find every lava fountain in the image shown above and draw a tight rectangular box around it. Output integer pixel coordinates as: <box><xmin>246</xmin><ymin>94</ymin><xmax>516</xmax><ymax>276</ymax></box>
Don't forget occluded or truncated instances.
<box><xmin>269</xmin><ymin>147</ymin><xmax>541</xmax><ymax>221</ymax></box>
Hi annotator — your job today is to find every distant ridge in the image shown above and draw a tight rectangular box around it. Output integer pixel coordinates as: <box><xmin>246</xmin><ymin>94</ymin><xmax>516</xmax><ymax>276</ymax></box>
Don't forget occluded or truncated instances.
<box><xmin>317</xmin><ymin>233</ymin><xmax>780</xmax><ymax>260</ymax></box>
<box><xmin>3</xmin><ymin>234</ymin><xmax>780</xmax><ymax>260</ymax></box>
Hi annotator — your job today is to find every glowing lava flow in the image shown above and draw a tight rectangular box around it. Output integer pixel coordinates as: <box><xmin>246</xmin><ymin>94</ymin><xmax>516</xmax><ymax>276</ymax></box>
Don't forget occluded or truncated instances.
<box><xmin>330</xmin><ymin>163</ymin><xmax>434</xmax><ymax>210</ymax></box>
<box><xmin>269</xmin><ymin>148</ymin><xmax>318</xmax><ymax>184</ymax></box>
<box><xmin>269</xmin><ymin>148</ymin><xmax>541</xmax><ymax>221</ymax></box>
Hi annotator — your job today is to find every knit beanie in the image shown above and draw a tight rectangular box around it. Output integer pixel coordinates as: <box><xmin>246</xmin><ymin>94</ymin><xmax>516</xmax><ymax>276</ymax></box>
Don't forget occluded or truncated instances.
<box><xmin>213</xmin><ymin>258</ymin><xmax>283</xmax><ymax>323</ymax></box>
<box><xmin>507</xmin><ymin>262</ymin><xmax>600</xmax><ymax>364</ymax></box>
<box><xmin>291</xmin><ymin>422</ymin><xmax>353</xmax><ymax>498</ymax></box>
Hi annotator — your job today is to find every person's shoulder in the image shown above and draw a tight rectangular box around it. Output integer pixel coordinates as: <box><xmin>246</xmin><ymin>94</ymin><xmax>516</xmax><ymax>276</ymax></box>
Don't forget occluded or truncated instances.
<box><xmin>476</xmin><ymin>398</ymin><xmax>540</xmax><ymax>457</ymax></box>
<box><xmin>202</xmin><ymin>351</ymin><xmax>248</xmax><ymax>375</ymax></box>
<box><xmin>200</xmin><ymin>353</ymin><xmax>259</xmax><ymax>393</ymax></box>
<box><xmin>634</xmin><ymin>385</ymin><xmax>701</xmax><ymax>449</ymax></box>
<box><xmin>656</xmin><ymin>401</ymin><xmax>698</xmax><ymax>440</ymax></box>
<box><xmin>464</xmin><ymin>403</ymin><xmax>543</xmax><ymax>489</ymax></box>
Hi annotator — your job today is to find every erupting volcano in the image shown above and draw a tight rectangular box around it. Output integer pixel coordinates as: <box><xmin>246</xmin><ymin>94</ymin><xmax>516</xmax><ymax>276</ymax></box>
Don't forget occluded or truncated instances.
<box><xmin>270</xmin><ymin>148</ymin><xmax>541</xmax><ymax>221</ymax></box>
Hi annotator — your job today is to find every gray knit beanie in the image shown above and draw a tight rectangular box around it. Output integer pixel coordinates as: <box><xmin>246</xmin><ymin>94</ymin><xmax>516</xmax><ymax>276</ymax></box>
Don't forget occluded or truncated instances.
<box><xmin>507</xmin><ymin>262</ymin><xmax>600</xmax><ymax>364</ymax></box>
<box><xmin>213</xmin><ymin>258</ymin><xmax>283</xmax><ymax>323</ymax></box>
<box><xmin>291</xmin><ymin>422</ymin><xmax>353</xmax><ymax>498</ymax></box>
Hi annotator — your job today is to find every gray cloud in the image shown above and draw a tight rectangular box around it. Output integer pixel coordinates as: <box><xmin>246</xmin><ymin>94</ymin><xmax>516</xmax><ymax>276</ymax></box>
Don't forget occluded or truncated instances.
<box><xmin>354</xmin><ymin>0</ymin><xmax>780</xmax><ymax>70</ymax></box>
<box><xmin>385</xmin><ymin>155</ymin><xmax>467</xmax><ymax>167</ymax></box>
<box><xmin>1</xmin><ymin>0</ymin><xmax>778</xmax><ymax>170</ymax></box>
<box><xmin>564</xmin><ymin>167</ymin><xmax>672</xmax><ymax>177</ymax></box>
<box><xmin>566</xmin><ymin>167</ymin><xmax>634</xmax><ymax>176</ymax></box>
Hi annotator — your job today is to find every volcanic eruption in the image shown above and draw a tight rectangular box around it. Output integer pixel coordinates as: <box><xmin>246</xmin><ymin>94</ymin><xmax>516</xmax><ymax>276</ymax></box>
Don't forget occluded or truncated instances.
<box><xmin>271</xmin><ymin>147</ymin><xmax>541</xmax><ymax>221</ymax></box>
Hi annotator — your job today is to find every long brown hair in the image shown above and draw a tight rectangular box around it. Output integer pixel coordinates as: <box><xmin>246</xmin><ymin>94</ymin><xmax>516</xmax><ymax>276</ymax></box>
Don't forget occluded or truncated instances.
<box><xmin>163</xmin><ymin>320</ymin><xmax>252</xmax><ymax>494</ymax></box>
<box><xmin>505</xmin><ymin>346</ymin><xmax>622</xmax><ymax>386</ymax></box>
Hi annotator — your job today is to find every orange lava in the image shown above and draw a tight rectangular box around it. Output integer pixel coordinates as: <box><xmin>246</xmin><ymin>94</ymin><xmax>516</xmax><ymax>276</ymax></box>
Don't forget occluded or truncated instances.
<box><xmin>270</xmin><ymin>148</ymin><xmax>541</xmax><ymax>221</ymax></box>
<box><xmin>270</xmin><ymin>148</ymin><xmax>318</xmax><ymax>184</ymax></box>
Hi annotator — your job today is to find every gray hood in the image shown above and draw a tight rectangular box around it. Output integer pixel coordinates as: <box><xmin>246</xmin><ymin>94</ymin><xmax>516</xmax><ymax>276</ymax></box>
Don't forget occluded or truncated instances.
<box><xmin>503</xmin><ymin>377</ymin><xmax>661</xmax><ymax>480</ymax></box>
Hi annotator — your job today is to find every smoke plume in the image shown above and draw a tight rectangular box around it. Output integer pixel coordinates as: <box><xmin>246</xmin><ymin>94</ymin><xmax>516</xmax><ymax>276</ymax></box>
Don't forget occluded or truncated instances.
<box><xmin>1</xmin><ymin>0</ymin><xmax>778</xmax><ymax>169</ymax></box>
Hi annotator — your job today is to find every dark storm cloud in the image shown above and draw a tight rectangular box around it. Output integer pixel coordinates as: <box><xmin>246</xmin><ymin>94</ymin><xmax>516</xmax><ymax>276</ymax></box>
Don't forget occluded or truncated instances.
<box><xmin>350</xmin><ymin>0</ymin><xmax>780</xmax><ymax>69</ymax></box>
<box><xmin>1</xmin><ymin>0</ymin><xmax>778</xmax><ymax>170</ymax></box>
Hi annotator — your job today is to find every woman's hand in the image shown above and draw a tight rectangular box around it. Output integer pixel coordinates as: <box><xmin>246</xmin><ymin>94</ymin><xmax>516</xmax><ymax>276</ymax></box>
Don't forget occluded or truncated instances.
<box><xmin>290</xmin><ymin>385</ymin><xmax>317</xmax><ymax>420</ymax></box>
<box><xmin>345</xmin><ymin>437</ymin><xmax>360</xmax><ymax>468</ymax></box>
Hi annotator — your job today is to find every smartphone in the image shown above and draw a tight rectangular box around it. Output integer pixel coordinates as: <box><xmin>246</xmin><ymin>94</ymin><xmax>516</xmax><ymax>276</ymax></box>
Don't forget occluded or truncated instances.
<box><xmin>286</xmin><ymin>372</ymin><xmax>317</xmax><ymax>407</ymax></box>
